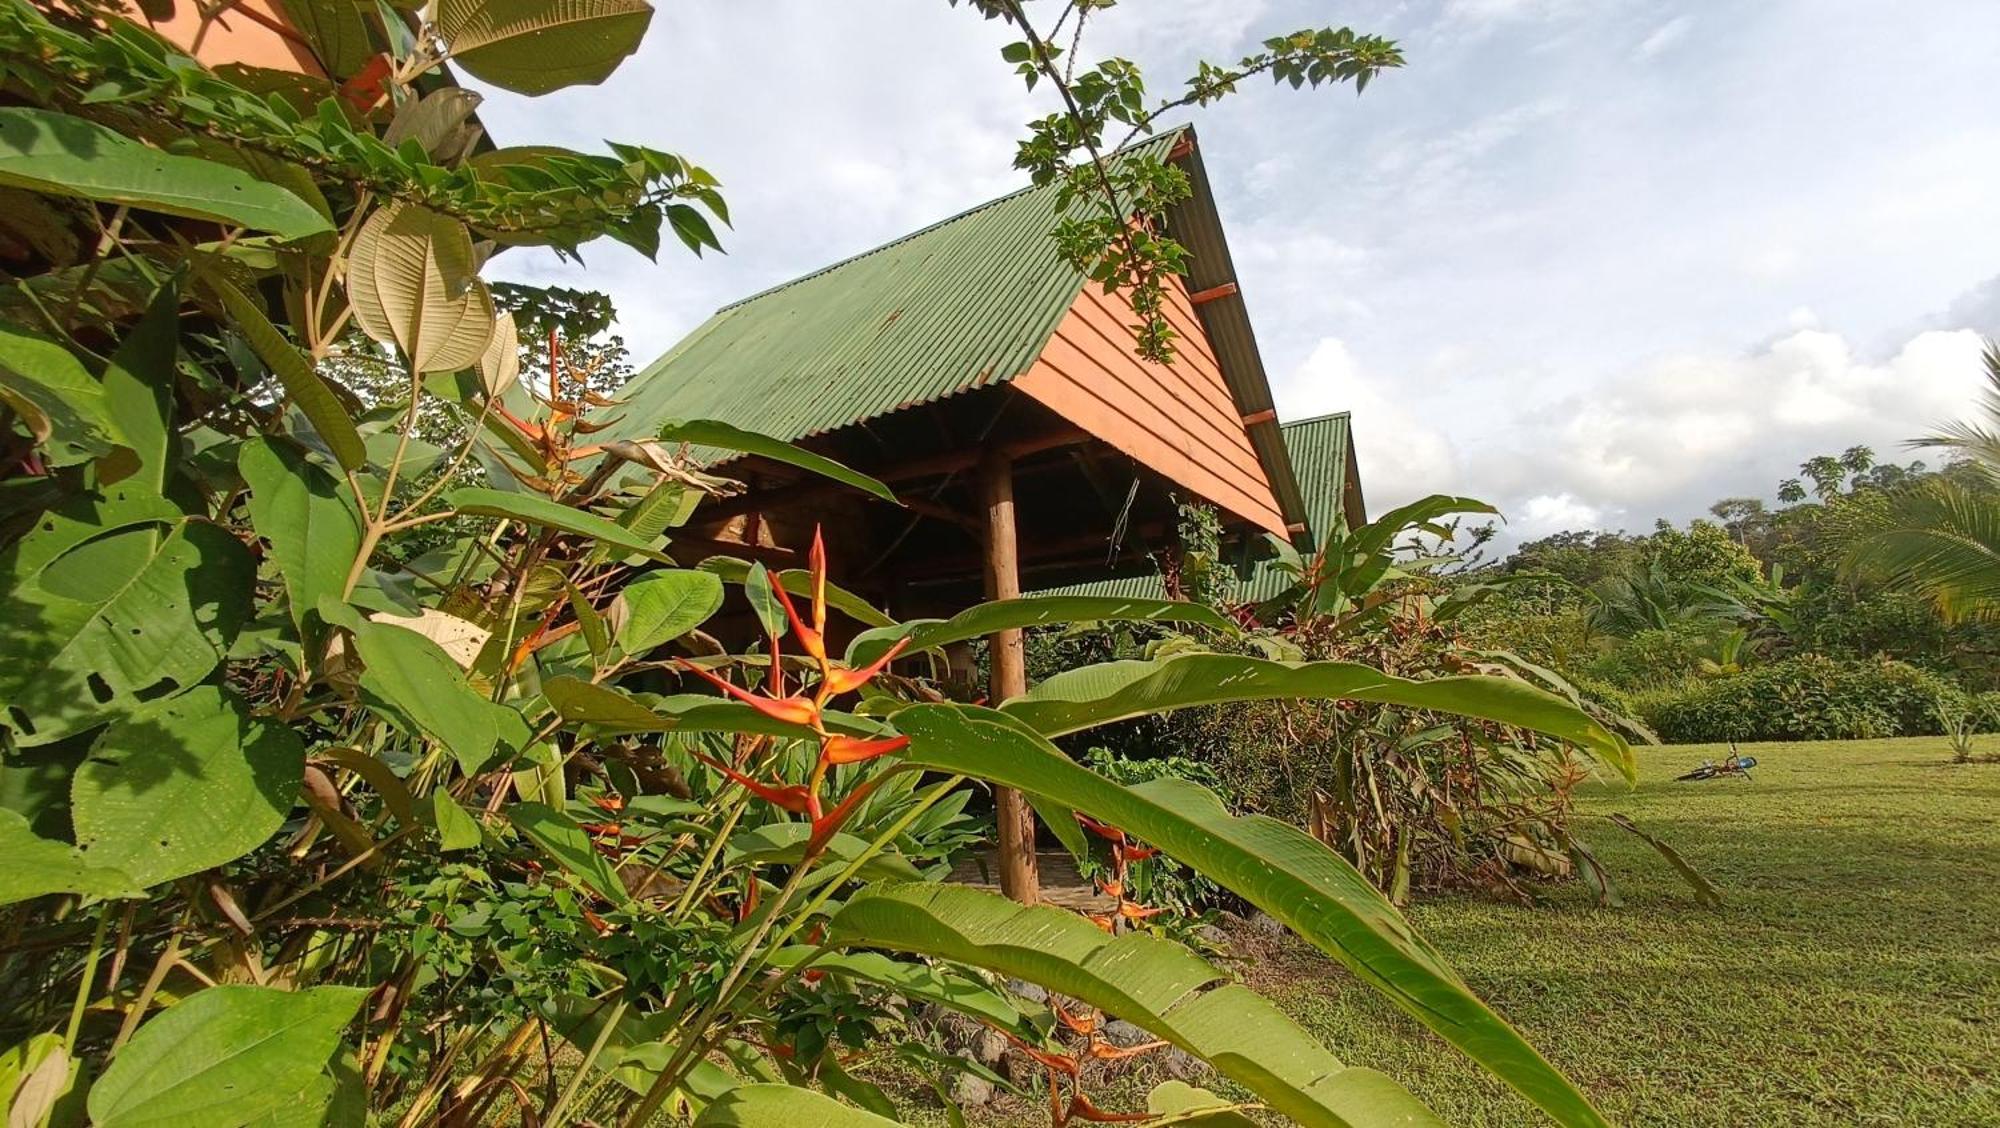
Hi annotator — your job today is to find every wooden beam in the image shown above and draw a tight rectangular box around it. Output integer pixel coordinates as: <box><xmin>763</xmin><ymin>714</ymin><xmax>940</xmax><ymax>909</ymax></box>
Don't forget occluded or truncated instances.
<box><xmin>979</xmin><ymin>448</ymin><xmax>1039</xmax><ymax>905</ymax></box>
<box><xmin>901</xmin><ymin>494</ymin><xmax>981</xmax><ymax>533</ymax></box>
<box><xmin>1188</xmin><ymin>281</ymin><xmax>1238</xmax><ymax>306</ymax></box>
<box><xmin>901</xmin><ymin>519</ymin><xmax>1172</xmax><ymax>587</ymax></box>
<box><xmin>1238</xmin><ymin>408</ymin><xmax>1277</xmax><ymax>427</ymax></box>
<box><xmin>701</xmin><ymin>427</ymin><xmax>1094</xmax><ymax>522</ymax></box>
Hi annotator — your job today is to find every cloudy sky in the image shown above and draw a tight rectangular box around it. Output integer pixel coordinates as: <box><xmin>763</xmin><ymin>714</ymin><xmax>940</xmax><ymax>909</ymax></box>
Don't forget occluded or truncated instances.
<box><xmin>474</xmin><ymin>0</ymin><xmax>2000</xmax><ymax>551</ymax></box>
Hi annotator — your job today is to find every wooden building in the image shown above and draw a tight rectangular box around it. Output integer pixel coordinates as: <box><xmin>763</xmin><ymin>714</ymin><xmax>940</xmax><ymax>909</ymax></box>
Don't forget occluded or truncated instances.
<box><xmin>610</xmin><ymin>127</ymin><xmax>1367</xmax><ymax>900</ymax></box>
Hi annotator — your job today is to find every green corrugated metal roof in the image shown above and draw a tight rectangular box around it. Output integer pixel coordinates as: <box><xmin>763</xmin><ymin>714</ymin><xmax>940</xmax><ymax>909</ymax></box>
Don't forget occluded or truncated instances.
<box><xmin>1279</xmin><ymin>412</ymin><xmax>1352</xmax><ymax>549</ymax></box>
<box><xmin>1031</xmin><ymin>414</ymin><xmax>1358</xmax><ymax>602</ymax></box>
<box><xmin>607</xmin><ymin>133</ymin><xmax>1185</xmax><ymax>447</ymax></box>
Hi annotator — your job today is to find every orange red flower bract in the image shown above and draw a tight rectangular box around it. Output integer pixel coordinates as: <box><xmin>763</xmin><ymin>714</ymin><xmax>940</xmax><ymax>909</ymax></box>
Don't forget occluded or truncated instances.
<box><xmin>675</xmin><ymin>526</ymin><xmax>913</xmax><ymax>856</ymax></box>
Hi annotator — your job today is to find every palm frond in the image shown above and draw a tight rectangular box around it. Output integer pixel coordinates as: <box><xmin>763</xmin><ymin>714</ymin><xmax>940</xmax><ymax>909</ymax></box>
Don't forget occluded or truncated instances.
<box><xmin>1909</xmin><ymin>340</ymin><xmax>2000</xmax><ymax>476</ymax></box>
<box><xmin>1841</xmin><ymin>478</ymin><xmax>2000</xmax><ymax>622</ymax></box>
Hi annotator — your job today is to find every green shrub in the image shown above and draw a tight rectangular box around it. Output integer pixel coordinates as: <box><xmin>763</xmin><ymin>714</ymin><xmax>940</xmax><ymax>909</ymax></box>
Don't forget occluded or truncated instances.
<box><xmin>1586</xmin><ymin>623</ymin><xmax>1711</xmax><ymax>688</ymax></box>
<box><xmin>1644</xmin><ymin>654</ymin><xmax>1975</xmax><ymax>742</ymax></box>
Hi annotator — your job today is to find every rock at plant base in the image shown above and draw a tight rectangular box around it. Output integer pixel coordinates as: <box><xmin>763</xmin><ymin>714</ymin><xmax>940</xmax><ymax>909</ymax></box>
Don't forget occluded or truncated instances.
<box><xmin>935</xmin><ymin>1010</ymin><xmax>1008</xmax><ymax>1065</ymax></box>
<box><xmin>1101</xmin><ymin>1019</ymin><xmax>1151</xmax><ymax>1047</ymax></box>
<box><xmin>1159</xmin><ymin>1047</ymin><xmax>1215</xmax><ymax>1083</ymax></box>
<box><xmin>1005</xmin><ymin>977</ymin><xmax>1050</xmax><ymax>1004</ymax></box>
<box><xmin>1247</xmin><ymin>911</ymin><xmax>1287</xmax><ymax>938</ymax></box>
<box><xmin>951</xmin><ymin>1073</ymin><xmax>997</xmax><ymax>1107</ymax></box>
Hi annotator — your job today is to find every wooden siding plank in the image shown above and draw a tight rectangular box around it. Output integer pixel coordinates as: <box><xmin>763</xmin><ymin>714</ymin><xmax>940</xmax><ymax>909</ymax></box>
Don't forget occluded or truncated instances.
<box><xmin>1014</xmin><ymin>287</ymin><xmax>1286</xmax><ymax>536</ymax></box>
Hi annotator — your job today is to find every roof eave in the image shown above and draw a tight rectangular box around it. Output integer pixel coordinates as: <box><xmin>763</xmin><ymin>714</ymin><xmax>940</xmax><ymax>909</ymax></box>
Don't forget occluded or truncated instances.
<box><xmin>1162</xmin><ymin>126</ymin><xmax>1315</xmax><ymax>551</ymax></box>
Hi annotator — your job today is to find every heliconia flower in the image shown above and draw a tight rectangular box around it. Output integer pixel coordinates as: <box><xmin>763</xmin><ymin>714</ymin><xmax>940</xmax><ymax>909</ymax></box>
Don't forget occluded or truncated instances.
<box><xmin>821</xmin><ymin>636</ymin><xmax>911</xmax><ymax>697</ymax></box>
<box><xmin>1082</xmin><ymin>1038</ymin><xmax>1168</xmax><ymax>1062</ymax></box>
<box><xmin>1117</xmin><ymin>844</ymin><xmax>1159</xmax><ymax>863</ymax></box>
<box><xmin>808</xmin><ymin>528</ymin><xmax>829</xmax><ymax>635</ymax></box>
<box><xmin>805</xmin><ymin>775</ymin><xmax>890</xmax><ymax>857</ymax></box>
<box><xmin>820</xmin><ymin>733</ymin><xmax>910</xmax><ymax>766</ymax></box>
<box><xmin>1053</xmin><ymin>1000</ymin><xmax>1099</xmax><ymax>1036</ymax></box>
<box><xmin>1064</xmin><ymin>1092</ymin><xmax>1155</xmax><ymax>1123</ymax></box>
<box><xmin>1076</xmin><ymin>814</ymin><xmax>1128</xmax><ymax>844</ymax></box>
<box><xmin>767</xmin><ymin>571</ymin><xmax>825</xmax><ymax>662</ymax></box>
<box><xmin>693</xmin><ymin>752</ymin><xmax>818</xmax><ymax>818</ymax></box>
<box><xmin>1116</xmin><ymin>901</ymin><xmax>1166</xmax><ymax>922</ymax></box>
<box><xmin>674</xmin><ymin>658</ymin><xmax>819</xmax><ymax>728</ymax></box>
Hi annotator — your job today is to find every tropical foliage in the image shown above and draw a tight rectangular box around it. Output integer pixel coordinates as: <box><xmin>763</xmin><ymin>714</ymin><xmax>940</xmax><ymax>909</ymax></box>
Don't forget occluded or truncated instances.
<box><xmin>1843</xmin><ymin>342</ymin><xmax>2000</xmax><ymax>622</ymax></box>
<box><xmin>0</xmin><ymin>3</ymin><xmax>1633</xmax><ymax>1126</ymax></box>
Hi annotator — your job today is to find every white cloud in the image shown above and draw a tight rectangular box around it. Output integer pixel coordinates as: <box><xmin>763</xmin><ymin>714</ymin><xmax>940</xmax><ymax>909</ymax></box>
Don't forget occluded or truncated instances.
<box><xmin>1276</xmin><ymin>338</ymin><xmax>1458</xmax><ymax>507</ymax></box>
<box><xmin>1633</xmin><ymin>15</ymin><xmax>1692</xmax><ymax>60</ymax></box>
<box><xmin>1279</xmin><ymin>320</ymin><xmax>1989</xmax><ymax>550</ymax></box>
<box><xmin>1518</xmin><ymin>493</ymin><xmax>1610</xmax><ymax>537</ymax></box>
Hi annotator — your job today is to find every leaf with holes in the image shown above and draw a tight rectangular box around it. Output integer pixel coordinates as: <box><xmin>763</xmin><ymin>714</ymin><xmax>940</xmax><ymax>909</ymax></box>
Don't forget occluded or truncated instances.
<box><xmin>90</xmin><ymin>985</ymin><xmax>367</xmax><ymax>1128</ymax></box>
<box><xmin>436</xmin><ymin>0</ymin><xmax>654</xmax><ymax>96</ymax></box>
<box><xmin>0</xmin><ymin>108</ymin><xmax>331</xmax><ymax>239</ymax></box>
<box><xmin>831</xmin><ymin>882</ymin><xmax>1443</xmax><ymax>1128</ymax></box>
<box><xmin>0</xmin><ymin>513</ymin><xmax>250</xmax><ymax>746</ymax></box>
<box><xmin>346</xmin><ymin>202</ymin><xmax>496</xmax><ymax>373</ymax></box>
<box><xmin>0</xmin><ymin>808</ymin><xmax>141</xmax><ymax>907</ymax></box>
<box><xmin>71</xmin><ymin>685</ymin><xmax>304</xmax><ymax>888</ymax></box>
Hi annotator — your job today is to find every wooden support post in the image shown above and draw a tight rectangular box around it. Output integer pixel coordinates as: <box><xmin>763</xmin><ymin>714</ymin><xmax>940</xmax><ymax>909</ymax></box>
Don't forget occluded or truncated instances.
<box><xmin>979</xmin><ymin>447</ymin><xmax>1039</xmax><ymax>904</ymax></box>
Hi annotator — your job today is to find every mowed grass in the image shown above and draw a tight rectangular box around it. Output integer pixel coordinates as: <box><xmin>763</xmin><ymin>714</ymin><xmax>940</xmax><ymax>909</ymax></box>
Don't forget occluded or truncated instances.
<box><xmin>1238</xmin><ymin>737</ymin><xmax>2000</xmax><ymax>1126</ymax></box>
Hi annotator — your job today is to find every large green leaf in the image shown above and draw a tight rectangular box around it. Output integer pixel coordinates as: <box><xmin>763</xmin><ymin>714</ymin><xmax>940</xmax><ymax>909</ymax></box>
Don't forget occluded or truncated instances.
<box><xmin>1003</xmin><ymin>653</ymin><xmax>1633</xmax><ymax>777</ymax></box>
<box><xmin>436</xmin><ymin>0</ymin><xmax>654</xmax><ymax>96</ymax></box>
<box><xmin>0</xmin><ymin>321</ymin><xmax>124</xmax><ymax>466</ymax></box>
<box><xmin>845</xmin><ymin>596</ymin><xmax>1236</xmax><ymax>666</ymax></box>
<box><xmin>0</xmin><ymin>109</ymin><xmax>330</xmax><ymax>239</ymax></box>
<box><xmin>273</xmin><ymin>0</ymin><xmax>375</xmax><ymax>78</ymax></box>
<box><xmin>89</xmin><ymin>985</ymin><xmax>367</xmax><ymax>1128</ymax></box>
<box><xmin>0</xmin><ymin>808</ymin><xmax>140</xmax><ymax>907</ymax></box>
<box><xmin>763</xmin><ymin>947</ymin><xmax>1025</xmax><ymax>1032</ymax></box>
<box><xmin>206</xmin><ymin>269</ymin><xmax>366</xmax><ymax>471</ymax></box>
<box><xmin>613</xmin><ymin>568</ymin><xmax>723</xmax><ymax>655</ymax></box>
<box><xmin>71</xmin><ymin>686</ymin><xmax>304</xmax><ymax>889</ymax></box>
<box><xmin>509</xmin><ymin>801</ymin><xmax>631</xmax><ymax>905</ymax></box>
<box><xmin>694</xmin><ymin>1084</ymin><xmax>904</xmax><ymax>1127</ymax></box>
<box><xmin>831</xmin><ymin>883</ymin><xmax>1441</xmax><ymax>1128</ymax></box>
<box><xmin>346</xmin><ymin>202</ymin><xmax>495</xmax><ymax>373</ymax></box>
<box><xmin>97</xmin><ymin>285</ymin><xmax>178</xmax><ymax>495</ymax></box>
<box><xmin>240</xmin><ymin>438</ymin><xmax>364</xmax><ymax>641</ymax></box>
<box><xmin>656</xmin><ymin>418</ymin><xmax>896</xmax><ymax>504</ymax></box>
<box><xmin>339</xmin><ymin>607</ymin><xmax>528</xmax><ymax>773</ymax></box>
<box><xmin>446</xmin><ymin>487</ymin><xmax>670</xmax><ymax>560</ymax></box>
<box><xmin>892</xmin><ymin>705</ymin><xmax>1611</xmax><ymax>1128</ymax></box>
<box><xmin>0</xmin><ymin>515</ymin><xmax>251</xmax><ymax>746</ymax></box>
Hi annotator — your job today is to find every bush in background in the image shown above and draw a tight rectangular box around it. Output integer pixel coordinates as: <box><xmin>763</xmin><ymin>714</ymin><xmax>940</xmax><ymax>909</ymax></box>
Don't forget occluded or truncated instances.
<box><xmin>1643</xmin><ymin>655</ymin><xmax>1983</xmax><ymax>742</ymax></box>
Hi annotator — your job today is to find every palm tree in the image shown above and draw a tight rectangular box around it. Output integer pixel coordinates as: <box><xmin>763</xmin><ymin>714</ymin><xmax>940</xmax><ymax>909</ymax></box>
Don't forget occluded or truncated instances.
<box><xmin>1841</xmin><ymin>341</ymin><xmax>2000</xmax><ymax>621</ymax></box>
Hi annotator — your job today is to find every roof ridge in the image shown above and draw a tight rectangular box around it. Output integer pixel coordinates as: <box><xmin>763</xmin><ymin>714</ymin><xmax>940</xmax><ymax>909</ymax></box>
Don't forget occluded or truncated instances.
<box><xmin>1281</xmin><ymin>410</ymin><xmax>1351</xmax><ymax>429</ymax></box>
<box><xmin>712</xmin><ymin>127</ymin><xmax>1191</xmax><ymax>315</ymax></box>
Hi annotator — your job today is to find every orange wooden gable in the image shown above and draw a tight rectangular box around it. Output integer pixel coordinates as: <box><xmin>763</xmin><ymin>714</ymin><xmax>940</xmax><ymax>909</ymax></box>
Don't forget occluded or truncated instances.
<box><xmin>1014</xmin><ymin>275</ymin><xmax>1289</xmax><ymax>537</ymax></box>
<box><xmin>125</xmin><ymin>1</ymin><xmax>326</xmax><ymax>75</ymax></box>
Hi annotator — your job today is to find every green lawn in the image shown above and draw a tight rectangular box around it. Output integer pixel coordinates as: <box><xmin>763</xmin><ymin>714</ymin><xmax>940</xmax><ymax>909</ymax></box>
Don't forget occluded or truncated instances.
<box><xmin>1240</xmin><ymin>737</ymin><xmax>2000</xmax><ymax>1126</ymax></box>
